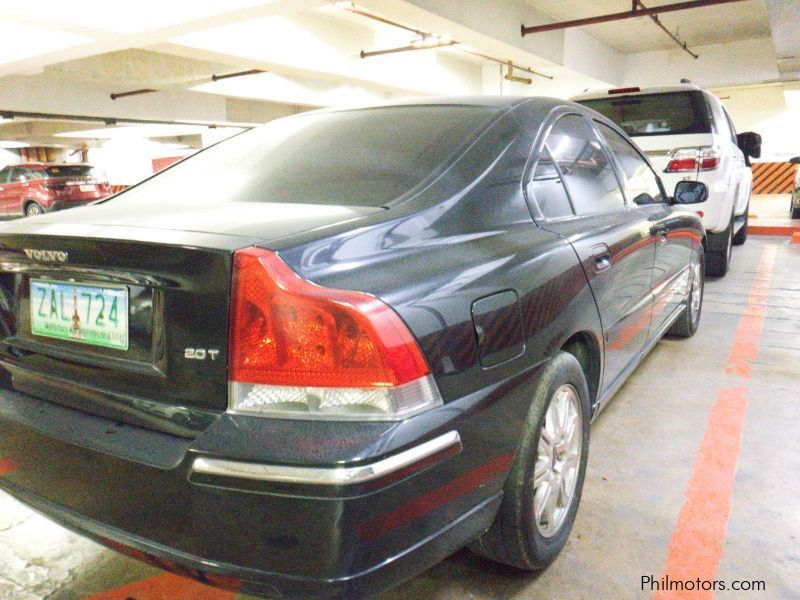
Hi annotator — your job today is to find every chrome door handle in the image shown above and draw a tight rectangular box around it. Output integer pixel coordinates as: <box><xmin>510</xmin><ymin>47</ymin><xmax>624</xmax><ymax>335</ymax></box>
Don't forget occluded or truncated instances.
<box><xmin>652</xmin><ymin>227</ymin><xmax>668</xmax><ymax>243</ymax></box>
<box><xmin>594</xmin><ymin>256</ymin><xmax>611</xmax><ymax>271</ymax></box>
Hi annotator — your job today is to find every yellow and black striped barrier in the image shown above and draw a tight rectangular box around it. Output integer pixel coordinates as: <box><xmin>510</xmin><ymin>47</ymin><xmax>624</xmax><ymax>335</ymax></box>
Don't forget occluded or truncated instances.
<box><xmin>751</xmin><ymin>162</ymin><xmax>797</xmax><ymax>195</ymax></box>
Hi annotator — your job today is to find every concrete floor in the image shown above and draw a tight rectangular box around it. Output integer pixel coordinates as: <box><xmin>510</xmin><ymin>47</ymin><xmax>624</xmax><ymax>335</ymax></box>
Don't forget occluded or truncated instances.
<box><xmin>1</xmin><ymin>236</ymin><xmax>798</xmax><ymax>600</ymax></box>
<box><xmin>750</xmin><ymin>193</ymin><xmax>798</xmax><ymax>228</ymax></box>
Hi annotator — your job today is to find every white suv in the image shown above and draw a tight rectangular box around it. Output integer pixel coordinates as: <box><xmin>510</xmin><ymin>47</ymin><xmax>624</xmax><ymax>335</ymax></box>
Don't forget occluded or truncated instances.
<box><xmin>573</xmin><ymin>83</ymin><xmax>761</xmax><ymax>276</ymax></box>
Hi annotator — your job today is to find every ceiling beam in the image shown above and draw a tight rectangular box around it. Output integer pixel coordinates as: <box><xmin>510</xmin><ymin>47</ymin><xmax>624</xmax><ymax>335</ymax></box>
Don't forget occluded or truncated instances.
<box><xmin>522</xmin><ymin>0</ymin><xmax>747</xmax><ymax>36</ymax></box>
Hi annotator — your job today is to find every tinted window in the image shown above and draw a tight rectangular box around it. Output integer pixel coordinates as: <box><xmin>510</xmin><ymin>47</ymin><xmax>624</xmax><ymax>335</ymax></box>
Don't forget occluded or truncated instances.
<box><xmin>595</xmin><ymin>122</ymin><xmax>663</xmax><ymax>206</ymax></box>
<box><xmin>0</xmin><ymin>168</ymin><xmax>9</xmax><ymax>184</ymax></box>
<box><xmin>105</xmin><ymin>106</ymin><xmax>498</xmax><ymax>209</ymax></box>
<box><xmin>9</xmin><ymin>168</ymin><xmax>27</xmax><ymax>183</ymax></box>
<box><xmin>578</xmin><ymin>91</ymin><xmax>711</xmax><ymax>137</ymax></box>
<box><xmin>45</xmin><ymin>165</ymin><xmax>98</xmax><ymax>178</ymax></box>
<box><xmin>528</xmin><ymin>147</ymin><xmax>573</xmax><ymax>219</ymax></box>
<box><xmin>546</xmin><ymin>115</ymin><xmax>625</xmax><ymax>215</ymax></box>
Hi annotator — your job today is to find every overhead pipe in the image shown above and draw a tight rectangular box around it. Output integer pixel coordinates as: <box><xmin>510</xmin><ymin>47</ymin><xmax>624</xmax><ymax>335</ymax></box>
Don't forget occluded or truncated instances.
<box><xmin>0</xmin><ymin>109</ymin><xmax>253</xmax><ymax>130</ymax></box>
<box><xmin>211</xmin><ymin>69</ymin><xmax>265</xmax><ymax>81</ymax></box>
<box><xmin>360</xmin><ymin>40</ymin><xmax>457</xmax><ymax>59</ymax></box>
<box><xmin>347</xmin><ymin>5</ymin><xmax>553</xmax><ymax>80</ymax></box>
<box><xmin>110</xmin><ymin>69</ymin><xmax>264</xmax><ymax>102</ymax></box>
<box><xmin>110</xmin><ymin>88</ymin><xmax>157</xmax><ymax>100</ymax></box>
<box><xmin>634</xmin><ymin>0</ymin><xmax>699</xmax><ymax>59</ymax></box>
<box><xmin>521</xmin><ymin>0</ymin><xmax>747</xmax><ymax>36</ymax></box>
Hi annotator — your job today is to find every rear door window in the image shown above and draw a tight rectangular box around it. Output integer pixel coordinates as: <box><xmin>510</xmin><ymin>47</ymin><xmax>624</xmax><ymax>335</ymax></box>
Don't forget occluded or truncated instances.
<box><xmin>546</xmin><ymin>114</ymin><xmax>625</xmax><ymax>215</ymax></box>
<box><xmin>578</xmin><ymin>91</ymin><xmax>712</xmax><ymax>137</ymax></box>
<box><xmin>45</xmin><ymin>165</ymin><xmax>97</xmax><ymax>179</ymax></box>
<box><xmin>595</xmin><ymin>122</ymin><xmax>664</xmax><ymax>206</ymax></box>
<box><xmin>9</xmin><ymin>168</ymin><xmax>27</xmax><ymax>183</ymax></box>
<box><xmin>527</xmin><ymin>147</ymin><xmax>574</xmax><ymax>219</ymax></box>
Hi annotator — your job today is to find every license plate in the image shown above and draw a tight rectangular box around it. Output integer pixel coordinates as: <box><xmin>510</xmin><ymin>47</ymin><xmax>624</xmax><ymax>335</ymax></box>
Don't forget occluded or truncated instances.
<box><xmin>79</xmin><ymin>184</ymin><xmax>96</xmax><ymax>192</ymax></box>
<box><xmin>30</xmin><ymin>280</ymin><xmax>129</xmax><ymax>350</ymax></box>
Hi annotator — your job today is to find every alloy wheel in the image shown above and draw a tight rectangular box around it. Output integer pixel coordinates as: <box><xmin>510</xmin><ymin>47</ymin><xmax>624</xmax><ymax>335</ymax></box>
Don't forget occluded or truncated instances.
<box><xmin>533</xmin><ymin>384</ymin><xmax>582</xmax><ymax>538</ymax></box>
<box><xmin>26</xmin><ymin>204</ymin><xmax>42</xmax><ymax>217</ymax></box>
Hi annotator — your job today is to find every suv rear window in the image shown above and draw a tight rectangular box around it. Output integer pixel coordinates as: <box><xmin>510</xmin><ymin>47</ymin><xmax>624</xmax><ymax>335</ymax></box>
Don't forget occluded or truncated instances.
<box><xmin>106</xmin><ymin>105</ymin><xmax>499</xmax><ymax>209</ymax></box>
<box><xmin>45</xmin><ymin>165</ymin><xmax>98</xmax><ymax>179</ymax></box>
<box><xmin>577</xmin><ymin>91</ymin><xmax>711</xmax><ymax>137</ymax></box>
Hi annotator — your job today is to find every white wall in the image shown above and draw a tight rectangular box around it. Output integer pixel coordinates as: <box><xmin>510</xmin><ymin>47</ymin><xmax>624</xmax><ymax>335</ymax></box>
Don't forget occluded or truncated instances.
<box><xmin>716</xmin><ymin>84</ymin><xmax>800</xmax><ymax>162</ymax></box>
<box><xmin>622</xmin><ymin>38</ymin><xmax>779</xmax><ymax>89</ymax></box>
<box><xmin>0</xmin><ymin>149</ymin><xmax>19</xmax><ymax>168</ymax></box>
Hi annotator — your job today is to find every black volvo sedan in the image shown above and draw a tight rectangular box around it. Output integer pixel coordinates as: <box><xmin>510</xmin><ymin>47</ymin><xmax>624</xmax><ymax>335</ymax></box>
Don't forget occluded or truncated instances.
<box><xmin>0</xmin><ymin>97</ymin><xmax>706</xmax><ymax>598</ymax></box>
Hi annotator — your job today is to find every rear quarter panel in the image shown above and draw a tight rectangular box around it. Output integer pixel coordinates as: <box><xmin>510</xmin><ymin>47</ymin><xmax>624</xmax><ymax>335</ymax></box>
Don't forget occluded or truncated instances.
<box><xmin>273</xmin><ymin>104</ymin><xmax>603</xmax><ymax>444</ymax></box>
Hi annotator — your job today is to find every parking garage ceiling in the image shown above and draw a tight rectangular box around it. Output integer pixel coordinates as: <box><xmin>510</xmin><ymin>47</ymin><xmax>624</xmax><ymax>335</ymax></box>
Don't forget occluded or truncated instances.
<box><xmin>0</xmin><ymin>0</ymin><xmax>797</xmax><ymax>150</ymax></box>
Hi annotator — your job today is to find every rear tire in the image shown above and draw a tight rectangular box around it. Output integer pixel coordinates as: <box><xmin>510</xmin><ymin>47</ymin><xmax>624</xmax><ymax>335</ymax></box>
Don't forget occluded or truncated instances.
<box><xmin>668</xmin><ymin>247</ymin><xmax>704</xmax><ymax>338</ymax></box>
<box><xmin>791</xmin><ymin>193</ymin><xmax>800</xmax><ymax>219</ymax></box>
<box><xmin>469</xmin><ymin>352</ymin><xmax>590</xmax><ymax>570</ymax></box>
<box><xmin>24</xmin><ymin>202</ymin><xmax>44</xmax><ymax>217</ymax></box>
<box><xmin>732</xmin><ymin>203</ymin><xmax>748</xmax><ymax>246</ymax></box>
<box><xmin>706</xmin><ymin>215</ymin><xmax>733</xmax><ymax>277</ymax></box>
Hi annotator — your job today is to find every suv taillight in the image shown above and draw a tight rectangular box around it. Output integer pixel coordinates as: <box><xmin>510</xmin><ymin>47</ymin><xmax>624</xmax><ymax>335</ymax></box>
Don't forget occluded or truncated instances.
<box><xmin>228</xmin><ymin>247</ymin><xmax>441</xmax><ymax>420</ymax></box>
<box><xmin>666</xmin><ymin>147</ymin><xmax>721</xmax><ymax>173</ymax></box>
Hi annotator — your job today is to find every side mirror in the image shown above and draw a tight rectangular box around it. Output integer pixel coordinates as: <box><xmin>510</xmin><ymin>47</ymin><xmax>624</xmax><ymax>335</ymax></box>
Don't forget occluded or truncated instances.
<box><xmin>673</xmin><ymin>181</ymin><xmax>709</xmax><ymax>205</ymax></box>
<box><xmin>736</xmin><ymin>131</ymin><xmax>762</xmax><ymax>159</ymax></box>
<box><xmin>789</xmin><ymin>156</ymin><xmax>800</xmax><ymax>165</ymax></box>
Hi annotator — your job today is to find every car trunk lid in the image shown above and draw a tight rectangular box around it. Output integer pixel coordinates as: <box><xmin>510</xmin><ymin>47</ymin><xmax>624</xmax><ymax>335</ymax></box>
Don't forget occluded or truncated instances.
<box><xmin>0</xmin><ymin>204</ymin><xmax>378</xmax><ymax>436</ymax></box>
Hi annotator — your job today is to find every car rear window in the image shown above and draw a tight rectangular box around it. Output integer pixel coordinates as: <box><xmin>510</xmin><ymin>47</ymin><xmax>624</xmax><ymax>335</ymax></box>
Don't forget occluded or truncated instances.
<box><xmin>105</xmin><ymin>105</ymin><xmax>499</xmax><ymax>209</ymax></box>
<box><xmin>577</xmin><ymin>91</ymin><xmax>711</xmax><ymax>137</ymax></box>
<box><xmin>45</xmin><ymin>165</ymin><xmax>98</xmax><ymax>178</ymax></box>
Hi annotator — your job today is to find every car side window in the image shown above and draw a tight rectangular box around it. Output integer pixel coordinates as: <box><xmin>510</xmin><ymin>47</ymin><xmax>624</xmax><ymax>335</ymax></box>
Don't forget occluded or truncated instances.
<box><xmin>595</xmin><ymin>122</ymin><xmax>664</xmax><ymax>206</ymax></box>
<box><xmin>546</xmin><ymin>114</ymin><xmax>625</xmax><ymax>215</ymax></box>
<box><xmin>9</xmin><ymin>168</ymin><xmax>27</xmax><ymax>183</ymax></box>
<box><xmin>0</xmin><ymin>168</ymin><xmax>9</xmax><ymax>184</ymax></box>
<box><xmin>527</xmin><ymin>147</ymin><xmax>574</xmax><ymax>219</ymax></box>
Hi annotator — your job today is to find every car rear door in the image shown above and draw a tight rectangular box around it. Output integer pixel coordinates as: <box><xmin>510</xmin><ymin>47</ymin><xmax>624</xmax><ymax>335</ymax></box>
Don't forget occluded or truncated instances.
<box><xmin>594</xmin><ymin>120</ymin><xmax>692</xmax><ymax>337</ymax></box>
<box><xmin>0</xmin><ymin>168</ymin><xmax>14</xmax><ymax>214</ymax></box>
<box><xmin>527</xmin><ymin>113</ymin><xmax>654</xmax><ymax>392</ymax></box>
<box><xmin>6</xmin><ymin>168</ymin><xmax>30</xmax><ymax>214</ymax></box>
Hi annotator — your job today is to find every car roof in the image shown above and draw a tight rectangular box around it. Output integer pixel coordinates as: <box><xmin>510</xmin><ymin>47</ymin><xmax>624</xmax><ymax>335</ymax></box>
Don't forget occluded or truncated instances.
<box><xmin>571</xmin><ymin>83</ymin><xmax>706</xmax><ymax>102</ymax></box>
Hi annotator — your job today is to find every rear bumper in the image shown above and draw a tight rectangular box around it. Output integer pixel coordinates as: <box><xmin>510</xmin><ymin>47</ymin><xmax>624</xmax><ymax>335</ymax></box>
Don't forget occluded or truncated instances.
<box><xmin>0</xmin><ymin>373</ymin><xmax>537</xmax><ymax>597</ymax></box>
<box><xmin>660</xmin><ymin>171</ymin><xmax>734</xmax><ymax>233</ymax></box>
<box><xmin>1</xmin><ymin>478</ymin><xmax>501</xmax><ymax>599</ymax></box>
<box><xmin>46</xmin><ymin>199</ymin><xmax>102</xmax><ymax>212</ymax></box>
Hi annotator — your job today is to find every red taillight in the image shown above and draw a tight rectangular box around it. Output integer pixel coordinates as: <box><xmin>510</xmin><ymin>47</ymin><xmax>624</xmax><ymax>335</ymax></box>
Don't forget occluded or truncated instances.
<box><xmin>666</xmin><ymin>158</ymin><xmax>698</xmax><ymax>172</ymax></box>
<box><xmin>666</xmin><ymin>147</ymin><xmax>721</xmax><ymax>173</ymax></box>
<box><xmin>608</xmin><ymin>87</ymin><xmax>640</xmax><ymax>94</ymax></box>
<box><xmin>229</xmin><ymin>247</ymin><xmax>429</xmax><ymax>389</ymax></box>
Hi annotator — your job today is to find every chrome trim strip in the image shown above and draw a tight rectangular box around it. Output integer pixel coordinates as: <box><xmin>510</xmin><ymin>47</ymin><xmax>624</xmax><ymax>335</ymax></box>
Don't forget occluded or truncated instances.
<box><xmin>191</xmin><ymin>430</ymin><xmax>462</xmax><ymax>486</ymax></box>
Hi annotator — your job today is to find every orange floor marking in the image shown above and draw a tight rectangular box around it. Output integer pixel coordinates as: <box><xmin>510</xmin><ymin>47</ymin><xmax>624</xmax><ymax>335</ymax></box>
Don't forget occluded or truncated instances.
<box><xmin>749</xmin><ymin>225</ymin><xmax>800</xmax><ymax>236</ymax></box>
<box><xmin>725</xmin><ymin>246</ymin><xmax>776</xmax><ymax>379</ymax></box>
<box><xmin>86</xmin><ymin>572</ymin><xmax>237</xmax><ymax>600</ymax></box>
<box><xmin>654</xmin><ymin>246</ymin><xmax>776</xmax><ymax>599</ymax></box>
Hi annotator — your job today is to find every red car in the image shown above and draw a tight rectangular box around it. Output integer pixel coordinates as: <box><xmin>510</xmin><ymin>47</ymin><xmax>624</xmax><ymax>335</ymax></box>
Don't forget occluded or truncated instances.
<box><xmin>0</xmin><ymin>163</ymin><xmax>112</xmax><ymax>217</ymax></box>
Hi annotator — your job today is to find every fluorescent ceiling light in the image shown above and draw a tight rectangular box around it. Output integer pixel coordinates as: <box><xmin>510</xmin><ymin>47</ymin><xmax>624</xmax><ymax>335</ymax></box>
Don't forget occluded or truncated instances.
<box><xmin>3</xmin><ymin>1</ymin><xmax>272</xmax><ymax>35</ymax></box>
<box><xmin>784</xmin><ymin>90</ymin><xmax>800</xmax><ymax>107</ymax></box>
<box><xmin>192</xmin><ymin>72</ymin><xmax>386</xmax><ymax>107</ymax></box>
<box><xmin>56</xmin><ymin>124</ymin><xmax>209</xmax><ymax>139</ymax></box>
<box><xmin>0</xmin><ymin>24</ymin><xmax>91</xmax><ymax>65</ymax></box>
<box><xmin>0</xmin><ymin>141</ymin><xmax>29</xmax><ymax>149</ymax></box>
